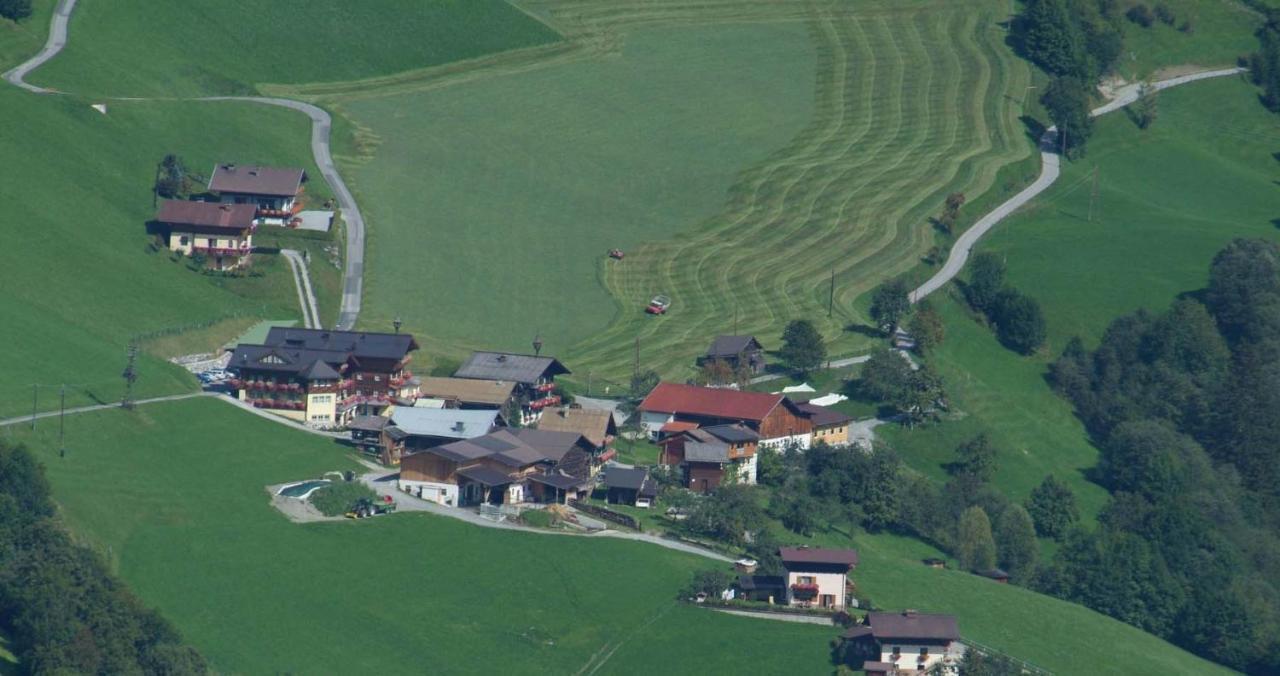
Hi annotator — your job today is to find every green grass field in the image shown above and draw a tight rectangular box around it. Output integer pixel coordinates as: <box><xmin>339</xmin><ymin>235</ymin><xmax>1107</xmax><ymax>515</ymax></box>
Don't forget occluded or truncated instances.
<box><xmin>337</xmin><ymin>0</ymin><xmax>1034</xmax><ymax>382</ymax></box>
<box><xmin>6</xmin><ymin>398</ymin><xmax>837</xmax><ymax>674</ymax></box>
<box><xmin>31</xmin><ymin>0</ymin><xmax>559</xmax><ymax>97</ymax></box>
<box><xmin>1116</xmin><ymin>0</ymin><xmax>1261</xmax><ymax>79</ymax></box>
<box><xmin>983</xmin><ymin>74</ymin><xmax>1280</xmax><ymax>349</ymax></box>
<box><xmin>0</xmin><ymin>91</ymin><xmax>328</xmax><ymax>417</ymax></box>
<box><xmin>880</xmin><ymin>74</ymin><xmax>1280</xmax><ymax>525</ymax></box>
<box><xmin>0</xmin><ymin>0</ymin><xmax>53</xmax><ymax>71</ymax></box>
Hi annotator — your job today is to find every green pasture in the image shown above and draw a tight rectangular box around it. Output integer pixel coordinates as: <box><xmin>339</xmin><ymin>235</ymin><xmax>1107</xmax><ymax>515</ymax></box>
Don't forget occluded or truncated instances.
<box><xmin>1115</xmin><ymin>0</ymin><xmax>1261</xmax><ymax>79</ymax></box>
<box><xmin>8</xmin><ymin>398</ymin><xmax>834</xmax><ymax>675</ymax></box>
<box><xmin>981</xmin><ymin>74</ymin><xmax>1280</xmax><ymax>350</ymax></box>
<box><xmin>0</xmin><ymin>91</ymin><xmax>326</xmax><ymax>417</ymax></box>
<box><xmin>341</xmin><ymin>0</ymin><xmax>1034</xmax><ymax>381</ymax></box>
<box><xmin>878</xmin><ymin>295</ymin><xmax>1111</xmax><ymax>523</ymax></box>
<box><xmin>0</xmin><ymin>0</ymin><xmax>53</xmax><ymax>71</ymax></box>
<box><xmin>31</xmin><ymin>0</ymin><xmax>559</xmax><ymax>97</ymax></box>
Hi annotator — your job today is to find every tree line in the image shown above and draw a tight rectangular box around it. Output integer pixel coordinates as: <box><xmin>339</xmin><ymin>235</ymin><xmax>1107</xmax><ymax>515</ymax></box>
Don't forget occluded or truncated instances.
<box><xmin>1045</xmin><ymin>239</ymin><xmax>1280</xmax><ymax>674</ymax></box>
<box><xmin>0</xmin><ymin>0</ymin><xmax>31</xmax><ymax>22</ymax></box>
<box><xmin>0</xmin><ymin>441</ymin><xmax>208</xmax><ymax>675</ymax></box>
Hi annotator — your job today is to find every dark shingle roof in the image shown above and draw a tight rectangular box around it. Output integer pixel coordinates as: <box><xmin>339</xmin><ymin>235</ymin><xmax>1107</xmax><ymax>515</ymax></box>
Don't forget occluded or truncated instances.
<box><xmin>157</xmin><ymin>200</ymin><xmax>256</xmax><ymax>229</ymax></box>
<box><xmin>780</xmin><ymin>546</ymin><xmax>859</xmax><ymax>567</ymax></box>
<box><xmin>422</xmin><ymin>429</ymin><xmax>581</xmax><ymax>468</ymax></box>
<box><xmin>528</xmin><ymin>471</ymin><xmax>589</xmax><ymax>490</ymax></box>
<box><xmin>208</xmin><ymin>164</ymin><xmax>305</xmax><ymax>197</ymax></box>
<box><xmin>706</xmin><ymin>335</ymin><xmax>762</xmax><ymax>358</ymax></box>
<box><xmin>348</xmin><ymin>415</ymin><xmax>389</xmax><ymax>432</ymax></box>
<box><xmin>456</xmin><ymin>465</ymin><xmax>514</xmax><ymax>486</ymax></box>
<box><xmin>302</xmin><ymin>360</ymin><xmax>341</xmax><ymax>380</ymax></box>
<box><xmin>228</xmin><ymin>345</ymin><xmax>350</xmax><ymax>376</ymax></box>
<box><xmin>682</xmin><ymin>439</ymin><xmax>729</xmax><ymax>463</ymax></box>
<box><xmin>262</xmin><ymin>327</ymin><xmax>419</xmax><ymax>361</ymax></box>
<box><xmin>604</xmin><ymin>467</ymin><xmax>650</xmax><ymax>491</ymax></box>
<box><xmin>454</xmin><ymin>351</ymin><xmax>570</xmax><ymax>384</ymax></box>
<box><xmin>863</xmin><ymin>611</ymin><xmax>960</xmax><ymax>641</ymax></box>
<box><xmin>797</xmin><ymin>402</ymin><xmax>852</xmax><ymax>428</ymax></box>
<box><xmin>701</xmin><ymin>423</ymin><xmax>760</xmax><ymax>443</ymax></box>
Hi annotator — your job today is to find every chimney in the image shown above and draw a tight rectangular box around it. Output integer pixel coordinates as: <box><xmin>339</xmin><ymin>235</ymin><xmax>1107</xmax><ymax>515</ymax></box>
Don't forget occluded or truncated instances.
<box><xmin>452</xmin><ymin>421</ymin><xmax>465</xmax><ymax>432</ymax></box>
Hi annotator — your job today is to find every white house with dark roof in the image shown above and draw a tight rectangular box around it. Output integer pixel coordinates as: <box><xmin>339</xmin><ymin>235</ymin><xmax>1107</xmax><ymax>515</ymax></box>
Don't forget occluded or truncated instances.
<box><xmin>208</xmin><ymin>163</ymin><xmax>307</xmax><ymax>226</ymax></box>
<box><xmin>156</xmin><ymin>200</ymin><xmax>257</xmax><ymax>269</ymax></box>
<box><xmin>842</xmin><ymin>610</ymin><xmax>964</xmax><ymax>675</ymax></box>
<box><xmin>454</xmin><ymin>351</ymin><xmax>570</xmax><ymax>424</ymax></box>
<box><xmin>398</xmin><ymin>429</ymin><xmax>593</xmax><ymax>506</ymax></box>
<box><xmin>780</xmin><ymin>546</ymin><xmax>858</xmax><ymax>610</ymax></box>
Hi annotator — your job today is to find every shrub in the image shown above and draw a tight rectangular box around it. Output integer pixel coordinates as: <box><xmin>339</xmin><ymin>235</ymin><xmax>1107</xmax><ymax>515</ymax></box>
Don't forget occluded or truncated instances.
<box><xmin>309</xmin><ymin>481</ymin><xmax>378</xmax><ymax>517</ymax></box>
<box><xmin>1126</xmin><ymin>4</ymin><xmax>1155</xmax><ymax>28</ymax></box>
<box><xmin>1154</xmin><ymin>3</ymin><xmax>1175</xmax><ymax>25</ymax></box>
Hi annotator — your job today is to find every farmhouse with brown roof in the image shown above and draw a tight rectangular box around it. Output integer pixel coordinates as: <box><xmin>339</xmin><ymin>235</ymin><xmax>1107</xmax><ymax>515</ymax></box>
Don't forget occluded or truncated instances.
<box><xmin>841</xmin><ymin>610</ymin><xmax>964</xmax><ymax>675</ymax></box>
<box><xmin>796</xmin><ymin>402</ymin><xmax>853</xmax><ymax>446</ymax></box>
<box><xmin>659</xmin><ymin>423</ymin><xmax>760</xmax><ymax>491</ymax></box>
<box><xmin>780</xmin><ymin>546</ymin><xmax>859</xmax><ymax>610</ymax></box>
<box><xmin>156</xmin><ymin>200</ymin><xmax>257</xmax><ymax>270</ymax></box>
<box><xmin>638</xmin><ymin>382</ymin><xmax>812</xmax><ymax>448</ymax></box>
<box><xmin>208</xmin><ymin>163</ymin><xmax>307</xmax><ymax>226</ymax></box>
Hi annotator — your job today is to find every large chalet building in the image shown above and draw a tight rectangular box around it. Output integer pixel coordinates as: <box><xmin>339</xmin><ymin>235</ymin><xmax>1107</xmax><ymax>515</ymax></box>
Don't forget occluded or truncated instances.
<box><xmin>156</xmin><ymin>200</ymin><xmax>257</xmax><ymax>270</ymax></box>
<box><xmin>227</xmin><ymin>327</ymin><xmax>419</xmax><ymax>427</ymax></box>
<box><xmin>638</xmin><ymin>383</ymin><xmax>813</xmax><ymax>448</ymax></box>
<box><xmin>659</xmin><ymin>423</ymin><xmax>760</xmax><ymax>491</ymax></box>
<box><xmin>453</xmin><ymin>352</ymin><xmax>570</xmax><ymax>424</ymax></box>
<box><xmin>397</xmin><ymin>429</ymin><xmax>594</xmax><ymax>506</ymax></box>
<box><xmin>208</xmin><ymin>163</ymin><xmax>307</xmax><ymax>226</ymax></box>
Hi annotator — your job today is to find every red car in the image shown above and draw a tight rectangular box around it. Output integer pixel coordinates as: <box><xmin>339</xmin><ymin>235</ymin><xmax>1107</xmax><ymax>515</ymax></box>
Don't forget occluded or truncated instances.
<box><xmin>608</xmin><ymin>248</ymin><xmax>625</xmax><ymax>260</ymax></box>
<box><xmin>646</xmin><ymin>295</ymin><xmax>671</xmax><ymax>314</ymax></box>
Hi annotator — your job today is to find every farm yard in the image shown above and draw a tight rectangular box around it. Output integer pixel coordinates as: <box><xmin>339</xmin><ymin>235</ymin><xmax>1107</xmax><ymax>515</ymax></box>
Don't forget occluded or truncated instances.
<box><xmin>320</xmin><ymin>0</ymin><xmax>1038</xmax><ymax>379</ymax></box>
<box><xmin>4</xmin><ymin>398</ymin><xmax>837</xmax><ymax>675</ymax></box>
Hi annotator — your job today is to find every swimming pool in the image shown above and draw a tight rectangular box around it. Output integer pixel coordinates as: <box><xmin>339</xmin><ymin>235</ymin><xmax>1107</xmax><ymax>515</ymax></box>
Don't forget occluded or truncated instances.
<box><xmin>277</xmin><ymin>480</ymin><xmax>331</xmax><ymax>499</ymax></box>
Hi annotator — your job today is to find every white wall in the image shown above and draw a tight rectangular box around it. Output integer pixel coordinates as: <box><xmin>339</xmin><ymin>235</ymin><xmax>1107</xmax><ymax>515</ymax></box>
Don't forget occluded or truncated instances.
<box><xmin>785</xmin><ymin>570</ymin><xmax>847</xmax><ymax>608</ymax></box>
<box><xmin>734</xmin><ymin>454</ymin><xmax>757</xmax><ymax>484</ymax></box>
<box><xmin>398</xmin><ymin>479</ymin><xmax>457</xmax><ymax>507</ymax></box>
<box><xmin>760</xmin><ymin>432</ymin><xmax>812</xmax><ymax>451</ymax></box>
<box><xmin>876</xmin><ymin>642</ymin><xmax>963</xmax><ymax>674</ymax></box>
<box><xmin>639</xmin><ymin>411</ymin><xmax>674</xmax><ymax>439</ymax></box>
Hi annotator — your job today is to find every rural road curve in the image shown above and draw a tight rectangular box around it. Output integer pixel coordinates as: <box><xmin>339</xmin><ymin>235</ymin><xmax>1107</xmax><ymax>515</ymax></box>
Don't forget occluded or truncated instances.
<box><xmin>0</xmin><ymin>391</ymin><xmax>214</xmax><ymax>428</ymax></box>
<box><xmin>281</xmin><ymin>248</ymin><xmax>321</xmax><ymax>329</ymax></box>
<box><xmin>910</xmin><ymin>67</ymin><xmax>1246</xmax><ymax>303</ymax></box>
<box><xmin>3</xmin><ymin>0</ymin><xmax>365</xmax><ymax>331</ymax></box>
<box><xmin>0</xmin><ymin>0</ymin><xmax>75</xmax><ymax>93</ymax></box>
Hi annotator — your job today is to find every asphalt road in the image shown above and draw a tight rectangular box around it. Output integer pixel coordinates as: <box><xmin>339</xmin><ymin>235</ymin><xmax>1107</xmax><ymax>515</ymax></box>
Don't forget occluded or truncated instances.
<box><xmin>910</xmin><ymin>67</ymin><xmax>1245</xmax><ymax>304</ymax></box>
<box><xmin>0</xmin><ymin>0</ymin><xmax>76</xmax><ymax>93</ymax></box>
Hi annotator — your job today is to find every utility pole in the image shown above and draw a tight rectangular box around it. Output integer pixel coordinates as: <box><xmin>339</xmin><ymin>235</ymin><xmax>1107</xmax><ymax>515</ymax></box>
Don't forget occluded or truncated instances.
<box><xmin>30</xmin><ymin>384</ymin><xmax>37</xmax><ymax>431</ymax></box>
<box><xmin>122</xmin><ymin>342</ymin><xmax>139</xmax><ymax>409</ymax></box>
<box><xmin>1088</xmin><ymin>166</ymin><xmax>1100</xmax><ymax>222</ymax></box>
<box><xmin>633</xmin><ymin>336</ymin><xmax>640</xmax><ymax>380</ymax></box>
<box><xmin>733</xmin><ymin>308</ymin><xmax>738</xmax><ymax>336</ymax></box>
<box><xmin>58</xmin><ymin>384</ymin><xmax>66</xmax><ymax>458</ymax></box>
<box><xmin>828</xmin><ymin>268</ymin><xmax>836</xmax><ymax>318</ymax></box>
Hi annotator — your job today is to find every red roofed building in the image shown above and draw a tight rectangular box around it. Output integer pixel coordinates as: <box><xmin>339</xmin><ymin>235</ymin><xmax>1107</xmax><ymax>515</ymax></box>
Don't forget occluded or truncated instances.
<box><xmin>156</xmin><ymin>200</ymin><xmax>257</xmax><ymax>270</ymax></box>
<box><xmin>638</xmin><ymin>383</ymin><xmax>813</xmax><ymax>448</ymax></box>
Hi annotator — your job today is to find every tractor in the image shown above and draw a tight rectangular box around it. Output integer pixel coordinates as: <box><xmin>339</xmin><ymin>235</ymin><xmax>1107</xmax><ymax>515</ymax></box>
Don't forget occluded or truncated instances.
<box><xmin>345</xmin><ymin>495</ymin><xmax>398</xmax><ymax>519</ymax></box>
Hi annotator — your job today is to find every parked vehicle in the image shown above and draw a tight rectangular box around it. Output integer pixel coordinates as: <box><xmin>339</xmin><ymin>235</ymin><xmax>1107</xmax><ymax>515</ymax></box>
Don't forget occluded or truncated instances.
<box><xmin>608</xmin><ymin>248</ymin><xmax>625</xmax><ymax>260</ymax></box>
<box><xmin>646</xmin><ymin>294</ymin><xmax>671</xmax><ymax>315</ymax></box>
<box><xmin>344</xmin><ymin>495</ymin><xmax>397</xmax><ymax>519</ymax></box>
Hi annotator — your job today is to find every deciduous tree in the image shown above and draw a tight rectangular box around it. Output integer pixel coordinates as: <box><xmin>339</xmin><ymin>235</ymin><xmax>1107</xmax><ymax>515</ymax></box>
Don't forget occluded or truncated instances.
<box><xmin>956</xmin><ymin>506</ymin><xmax>997</xmax><ymax>572</ymax></box>
<box><xmin>869</xmin><ymin>279</ymin><xmax>911</xmax><ymax>333</ymax></box>
<box><xmin>780</xmin><ymin>319</ymin><xmax>826</xmax><ymax>375</ymax></box>
<box><xmin>1025</xmin><ymin>475</ymin><xmax>1078</xmax><ymax>540</ymax></box>
<box><xmin>995</xmin><ymin>505</ymin><xmax>1038</xmax><ymax>578</ymax></box>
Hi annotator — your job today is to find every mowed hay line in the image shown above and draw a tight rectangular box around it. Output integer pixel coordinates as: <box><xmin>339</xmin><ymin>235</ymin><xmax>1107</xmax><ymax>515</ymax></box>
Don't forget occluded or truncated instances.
<box><xmin>570</xmin><ymin>2</ymin><xmax>1031</xmax><ymax>380</ymax></box>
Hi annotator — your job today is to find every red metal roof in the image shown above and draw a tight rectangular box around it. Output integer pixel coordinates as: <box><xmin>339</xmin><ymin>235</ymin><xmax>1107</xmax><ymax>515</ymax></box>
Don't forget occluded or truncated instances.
<box><xmin>659</xmin><ymin>421</ymin><xmax>700</xmax><ymax>434</ymax></box>
<box><xmin>157</xmin><ymin>200</ymin><xmax>256</xmax><ymax>229</ymax></box>
<box><xmin>639</xmin><ymin>383</ymin><xmax>783</xmax><ymax>422</ymax></box>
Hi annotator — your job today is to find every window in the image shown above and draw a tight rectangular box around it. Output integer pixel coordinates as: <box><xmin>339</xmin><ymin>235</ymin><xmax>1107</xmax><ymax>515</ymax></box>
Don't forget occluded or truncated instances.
<box><xmin>356</xmin><ymin>374</ymin><xmax>364</xmax><ymax>381</ymax></box>
<box><xmin>373</xmin><ymin>375</ymin><xmax>382</xmax><ymax>382</ymax></box>
<box><xmin>919</xmin><ymin>648</ymin><xmax>929</xmax><ymax>656</ymax></box>
<box><xmin>891</xmin><ymin>647</ymin><xmax>901</xmax><ymax>656</ymax></box>
<box><xmin>179</xmin><ymin>235</ymin><xmax>189</xmax><ymax>245</ymax></box>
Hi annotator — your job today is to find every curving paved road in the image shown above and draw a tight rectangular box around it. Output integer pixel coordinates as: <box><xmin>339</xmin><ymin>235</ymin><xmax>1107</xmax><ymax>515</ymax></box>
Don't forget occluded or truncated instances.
<box><xmin>4</xmin><ymin>0</ymin><xmax>365</xmax><ymax>331</ymax></box>
<box><xmin>1</xmin><ymin>0</ymin><xmax>75</xmax><ymax>93</ymax></box>
<box><xmin>911</xmin><ymin>67</ymin><xmax>1245</xmax><ymax>303</ymax></box>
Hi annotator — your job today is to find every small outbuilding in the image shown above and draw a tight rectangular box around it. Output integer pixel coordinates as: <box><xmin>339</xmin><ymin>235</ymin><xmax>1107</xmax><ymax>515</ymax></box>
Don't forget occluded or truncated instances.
<box><xmin>604</xmin><ymin>467</ymin><xmax>658</xmax><ymax>508</ymax></box>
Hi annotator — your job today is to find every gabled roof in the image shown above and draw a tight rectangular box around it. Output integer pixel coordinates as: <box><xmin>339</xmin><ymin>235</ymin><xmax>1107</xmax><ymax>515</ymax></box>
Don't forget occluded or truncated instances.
<box><xmin>505</xmin><ymin>428</ymin><xmax>589</xmax><ymax>463</ymax></box>
<box><xmin>454</xmin><ymin>351</ymin><xmax>570</xmax><ymax>385</ymax></box>
<box><xmin>348</xmin><ymin>415</ymin><xmax>389</xmax><ymax>432</ymax></box>
<box><xmin>779</xmin><ymin>546</ymin><xmax>859</xmax><ymax>567</ymax></box>
<box><xmin>604</xmin><ymin>467</ymin><xmax>650</xmax><ymax>491</ymax></box>
<box><xmin>682</xmin><ymin>439</ymin><xmax>729</xmax><ymax>464</ymax></box>
<box><xmin>388</xmin><ymin>407</ymin><xmax>498</xmax><ymax>440</ymax></box>
<box><xmin>208</xmin><ymin>163</ymin><xmax>305</xmax><ymax>197</ymax></box>
<box><xmin>796</xmin><ymin>402</ymin><xmax>852</xmax><ymax>428</ymax></box>
<box><xmin>536</xmin><ymin>407</ymin><xmax>617</xmax><ymax>447</ymax></box>
<box><xmin>705</xmin><ymin>335</ymin><xmax>763</xmax><ymax>358</ymax></box>
<box><xmin>417</xmin><ymin>377</ymin><xmax>516</xmax><ymax>406</ymax></box>
<box><xmin>659</xmin><ymin>421</ymin><xmax>701</xmax><ymax>434</ymax></box>
<box><xmin>700</xmin><ymin>423</ymin><xmax>760</xmax><ymax>444</ymax></box>
<box><xmin>421</xmin><ymin>429</ymin><xmax>584</xmax><ymax>468</ymax></box>
<box><xmin>455</xmin><ymin>465</ymin><xmax>514</xmax><ymax>486</ymax></box>
<box><xmin>263</xmin><ymin>327</ymin><xmax>418</xmax><ymax>361</ymax></box>
<box><xmin>157</xmin><ymin>200</ymin><xmax>256</xmax><ymax>229</ymax></box>
<box><xmin>228</xmin><ymin>344</ymin><xmax>351</xmax><ymax>376</ymax></box>
<box><xmin>302</xmin><ymin>359</ymin><xmax>341</xmax><ymax>380</ymax></box>
<box><xmin>861</xmin><ymin>611</ymin><xmax>960</xmax><ymax>641</ymax></box>
<box><xmin>639</xmin><ymin>383</ymin><xmax>789</xmax><ymax>423</ymax></box>
<box><xmin>528</xmin><ymin>471</ymin><xmax>590</xmax><ymax>490</ymax></box>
